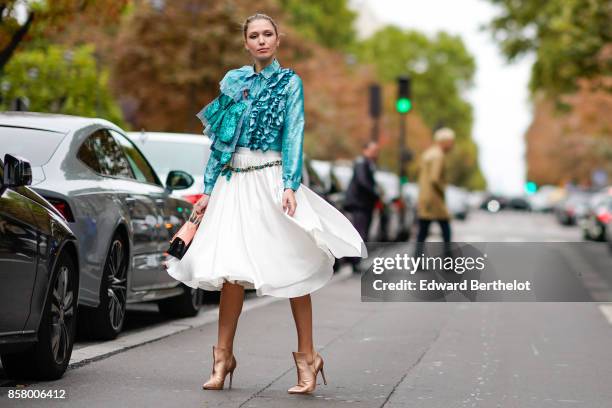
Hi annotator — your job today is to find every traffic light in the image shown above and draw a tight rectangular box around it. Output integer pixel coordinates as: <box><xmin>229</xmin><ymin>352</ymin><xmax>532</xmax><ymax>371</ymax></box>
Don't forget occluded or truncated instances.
<box><xmin>396</xmin><ymin>76</ymin><xmax>412</xmax><ymax>114</ymax></box>
<box><xmin>525</xmin><ymin>181</ymin><xmax>537</xmax><ymax>195</ymax></box>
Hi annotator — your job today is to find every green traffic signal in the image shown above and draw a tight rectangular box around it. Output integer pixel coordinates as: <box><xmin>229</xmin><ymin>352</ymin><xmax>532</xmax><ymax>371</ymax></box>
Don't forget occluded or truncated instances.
<box><xmin>525</xmin><ymin>181</ymin><xmax>537</xmax><ymax>195</ymax></box>
<box><xmin>396</xmin><ymin>97</ymin><xmax>412</xmax><ymax>114</ymax></box>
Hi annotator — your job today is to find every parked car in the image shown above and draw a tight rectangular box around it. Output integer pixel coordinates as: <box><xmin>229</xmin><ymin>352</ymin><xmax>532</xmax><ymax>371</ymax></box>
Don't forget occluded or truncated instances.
<box><xmin>480</xmin><ymin>194</ymin><xmax>509</xmax><ymax>213</ymax></box>
<box><xmin>449</xmin><ymin>186</ymin><xmax>470</xmax><ymax>219</ymax></box>
<box><xmin>0</xmin><ymin>112</ymin><xmax>202</xmax><ymax>341</ymax></box>
<box><xmin>507</xmin><ymin>196</ymin><xmax>532</xmax><ymax>211</ymax></box>
<box><xmin>527</xmin><ymin>185</ymin><xmax>565</xmax><ymax>212</ymax></box>
<box><xmin>0</xmin><ymin>154</ymin><xmax>79</xmax><ymax>380</ymax></box>
<box><xmin>127</xmin><ymin>132</ymin><xmax>211</xmax><ymax>205</ymax></box>
<box><xmin>604</xmin><ymin>198</ymin><xmax>612</xmax><ymax>252</ymax></box>
<box><xmin>128</xmin><ymin>132</ymin><xmax>328</xmax><ymax>205</ymax></box>
<box><xmin>314</xmin><ymin>159</ymin><xmax>413</xmax><ymax>243</ymax></box>
<box><xmin>580</xmin><ymin>190</ymin><xmax>612</xmax><ymax>241</ymax></box>
<box><xmin>373</xmin><ymin>170</ymin><xmax>413</xmax><ymax>242</ymax></box>
<box><xmin>554</xmin><ymin>190</ymin><xmax>592</xmax><ymax>226</ymax></box>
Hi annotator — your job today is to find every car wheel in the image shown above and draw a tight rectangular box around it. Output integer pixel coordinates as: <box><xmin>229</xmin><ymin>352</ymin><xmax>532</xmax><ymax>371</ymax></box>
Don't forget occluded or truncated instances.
<box><xmin>157</xmin><ymin>284</ymin><xmax>201</xmax><ymax>318</ymax></box>
<box><xmin>1</xmin><ymin>251</ymin><xmax>78</xmax><ymax>380</ymax></box>
<box><xmin>81</xmin><ymin>233</ymin><xmax>128</xmax><ymax>340</ymax></box>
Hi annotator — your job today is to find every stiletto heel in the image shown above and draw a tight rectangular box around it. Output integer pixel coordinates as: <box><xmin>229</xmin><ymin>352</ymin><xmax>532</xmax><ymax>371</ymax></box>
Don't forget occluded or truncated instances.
<box><xmin>320</xmin><ymin>365</ymin><xmax>327</xmax><ymax>385</ymax></box>
<box><xmin>288</xmin><ymin>350</ymin><xmax>327</xmax><ymax>394</ymax></box>
<box><xmin>202</xmin><ymin>345</ymin><xmax>237</xmax><ymax>390</ymax></box>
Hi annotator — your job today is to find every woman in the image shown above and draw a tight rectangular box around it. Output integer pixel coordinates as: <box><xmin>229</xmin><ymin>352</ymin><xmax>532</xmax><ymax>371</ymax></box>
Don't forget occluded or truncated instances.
<box><xmin>165</xmin><ymin>13</ymin><xmax>367</xmax><ymax>395</ymax></box>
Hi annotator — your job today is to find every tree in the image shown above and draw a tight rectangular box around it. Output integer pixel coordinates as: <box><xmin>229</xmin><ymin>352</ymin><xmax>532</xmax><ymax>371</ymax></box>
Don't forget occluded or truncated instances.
<box><xmin>485</xmin><ymin>0</ymin><xmax>611</xmax><ymax>98</ymax></box>
<box><xmin>0</xmin><ymin>44</ymin><xmax>126</xmax><ymax>127</ymax></box>
<box><xmin>278</xmin><ymin>0</ymin><xmax>357</xmax><ymax>51</ymax></box>
<box><xmin>0</xmin><ymin>0</ymin><xmax>129</xmax><ymax>70</ymax></box>
<box><xmin>357</xmin><ymin>26</ymin><xmax>485</xmax><ymax>189</ymax></box>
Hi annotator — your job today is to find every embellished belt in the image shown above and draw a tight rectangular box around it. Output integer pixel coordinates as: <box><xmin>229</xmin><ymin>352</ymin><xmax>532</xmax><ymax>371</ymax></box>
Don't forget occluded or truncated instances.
<box><xmin>220</xmin><ymin>159</ymin><xmax>282</xmax><ymax>181</ymax></box>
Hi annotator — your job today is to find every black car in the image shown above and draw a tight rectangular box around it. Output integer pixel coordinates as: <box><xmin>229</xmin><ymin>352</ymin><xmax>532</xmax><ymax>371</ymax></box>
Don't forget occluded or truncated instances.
<box><xmin>0</xmin><ymin>154</ymin><xmax>79</xmax><ymax>380</ymax></box>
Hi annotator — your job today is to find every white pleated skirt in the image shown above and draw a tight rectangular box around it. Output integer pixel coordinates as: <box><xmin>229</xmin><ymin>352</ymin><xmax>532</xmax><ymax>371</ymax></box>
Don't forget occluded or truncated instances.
<box><xmin>165</xmin><ymin>147</ymin><xmax>367</xmax><ymax>298</ymax></box>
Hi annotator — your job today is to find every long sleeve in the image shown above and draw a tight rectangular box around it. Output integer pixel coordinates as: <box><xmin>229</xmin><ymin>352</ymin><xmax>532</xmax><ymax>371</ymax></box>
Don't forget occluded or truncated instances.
<box><xmin>354</xmin><ymin>160</ymin><xmax>378</xmax><ymax>200</ymax></box>
<box><xmin>203</xmin><ymin>152</ymin><xmax>223</xmax><ymax>195</ymax></box>
<box><xmin>429</xmin><ymin>155</ymin><xmax>445</xmax><ymax>196</ymax></box>
<box><xmin>281</xmin><ymin>75</ymin><xmax>305</xmax><ymax>191</ymax></box>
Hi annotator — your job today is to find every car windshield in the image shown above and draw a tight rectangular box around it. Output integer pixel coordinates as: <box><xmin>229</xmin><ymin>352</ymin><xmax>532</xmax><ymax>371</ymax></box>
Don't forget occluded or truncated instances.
<box><xmin>131</xmin><ymin>139</ymin><xmax>208</xmax><ymax>176</ymax></box>
<box><xmin>0</xmin><ymin>126</ymin><xmax>66</xmax><ymax>166</ymax></box>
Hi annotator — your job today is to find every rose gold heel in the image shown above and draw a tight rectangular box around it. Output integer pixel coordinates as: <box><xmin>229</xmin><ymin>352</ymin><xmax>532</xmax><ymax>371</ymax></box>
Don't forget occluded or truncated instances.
<box><xmin>202</xmin><ymin>345</ymin><xmax>237</xmax><ymax>390</ymax></box>
<box><xmin>320</xmin><ymin>365</ymin><xmax>327</xmax><ymax>385</ymax></box>
<box><xmin>287</xmin><ymin>350</ymin><xmax>327</xmax><ymax>394</ymax></box>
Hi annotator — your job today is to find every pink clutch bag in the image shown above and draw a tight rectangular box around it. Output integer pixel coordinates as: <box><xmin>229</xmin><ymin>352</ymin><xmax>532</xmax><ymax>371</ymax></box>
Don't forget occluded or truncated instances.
<box><xmin>166</xmin><ymin>210</ymin><xmax>204</xmax><ymax>260</ymax></box>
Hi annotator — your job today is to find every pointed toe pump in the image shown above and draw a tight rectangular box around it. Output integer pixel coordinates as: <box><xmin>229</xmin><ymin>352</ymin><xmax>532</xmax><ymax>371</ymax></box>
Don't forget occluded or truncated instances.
<box><xmin>287</xmin><ymin>350</ymin><xmax>327</xmax><ymax>394</ymax></box>
<box><xmin>202</xmin><ymin>345</ymin><xmax>237</xmax><ymax>390</ymax></box>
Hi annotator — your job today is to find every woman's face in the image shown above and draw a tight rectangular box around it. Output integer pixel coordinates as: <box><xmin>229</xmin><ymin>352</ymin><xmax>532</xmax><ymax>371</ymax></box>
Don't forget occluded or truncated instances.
<box><xmin>244</xmin><ymin>19</ymin><xmax>279</xmax><ymax>61</ymax></box>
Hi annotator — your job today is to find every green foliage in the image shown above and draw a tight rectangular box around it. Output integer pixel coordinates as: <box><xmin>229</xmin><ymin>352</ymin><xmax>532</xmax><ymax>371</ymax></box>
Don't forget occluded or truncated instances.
<box><xmin>357</xmin><ymin>26</ymin><xmax>476</xmax><ymax>138</ymax></box>
<box><xmin>0</xmin><ymin>0</ymin><xmax>130</xmax><ymax>69</ymax></box>
<box><xmin>0</xmin><ymin>44</ymin><xmax>126</xmax><ymax>127</ymax></box>
<box><xmin>485</xmin><ymin>0</ymin><xmax>612</xmax><ymax>96</ymax></box>
<box><xmin>356</xmin><ymin>26</ymin><xmax>485</xmax><ymax>189</ymax></box>
<box><xmin>278</xmin><ymin>0</ymin><xmax>357</xmax><ymax>50</ymax></box>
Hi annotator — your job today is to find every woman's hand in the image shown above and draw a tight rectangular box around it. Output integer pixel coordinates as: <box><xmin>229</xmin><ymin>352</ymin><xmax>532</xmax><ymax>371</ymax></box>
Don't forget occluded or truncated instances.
<box><xmin>282</xmin><ymin>188</ymin><xmax>297</xmax><ymax>217</ymax></box>
<box><xmin>194</xmin><ymin>194</ymin><xmax>210</xmax><ymax>215</ymax></box>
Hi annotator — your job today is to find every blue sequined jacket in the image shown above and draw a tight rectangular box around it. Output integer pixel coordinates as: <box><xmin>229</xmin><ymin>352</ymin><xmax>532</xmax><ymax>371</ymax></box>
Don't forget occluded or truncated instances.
<box><xmin>198</xmin><ymin>58</ymin><xmax>304</xmax><ymax>195</ymax></box>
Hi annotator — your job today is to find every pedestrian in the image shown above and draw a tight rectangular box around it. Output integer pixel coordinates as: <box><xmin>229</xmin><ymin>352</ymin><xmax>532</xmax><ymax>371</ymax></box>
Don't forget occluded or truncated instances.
<box><xmin>414</xmin><ymin>127</ymin><xmax>455</xmax><ymax>257</ymax></box>
<box><xmin>343</xmin><ymin>140</ymin><xmax>380</xmax><ymax>272</ymax></box>
<box><xmin>164</xmin><ymin>13</ymin><xmax>366</xmax><ymax>395</ymax></box>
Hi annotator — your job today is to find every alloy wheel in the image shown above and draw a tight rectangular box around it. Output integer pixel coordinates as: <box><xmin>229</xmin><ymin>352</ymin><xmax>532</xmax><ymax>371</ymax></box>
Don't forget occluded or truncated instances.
<box><xmin>50</xmin><ymin>265</ymin><xmax>74</xmax><ymax>365</ymax></box>
<box><xmin>106</xmin><ymin>239</ymin><xmax>127</xmax><ymax>331</ymax></box>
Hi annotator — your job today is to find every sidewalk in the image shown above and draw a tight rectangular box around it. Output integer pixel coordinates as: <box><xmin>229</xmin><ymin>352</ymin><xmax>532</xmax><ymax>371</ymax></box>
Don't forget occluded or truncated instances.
<box><xmin>19</xmin><ymin>273</ymin><xmax>612</xmax><ymax>407</ymax></box>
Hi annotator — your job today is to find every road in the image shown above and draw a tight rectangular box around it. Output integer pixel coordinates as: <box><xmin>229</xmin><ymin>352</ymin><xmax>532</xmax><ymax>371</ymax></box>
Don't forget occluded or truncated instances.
<box><xmin>1</xmin><ymin>210</ymin><xmax>611</xmax><ymax>407</ymax></box>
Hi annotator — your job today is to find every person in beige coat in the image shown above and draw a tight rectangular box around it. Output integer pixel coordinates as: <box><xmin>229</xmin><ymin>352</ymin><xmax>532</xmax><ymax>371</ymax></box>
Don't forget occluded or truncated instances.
<box><xmin>415</xmin><ymin>128</ymin><xmax>455</xmax><ymax>256</ymax></box>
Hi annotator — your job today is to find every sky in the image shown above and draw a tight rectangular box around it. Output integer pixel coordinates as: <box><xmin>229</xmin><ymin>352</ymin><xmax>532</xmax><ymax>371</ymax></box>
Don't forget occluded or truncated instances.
<box><xmin>349</xmin><ymin>0</ymin><xmax>535</xmax><ymax>195</ymax></box>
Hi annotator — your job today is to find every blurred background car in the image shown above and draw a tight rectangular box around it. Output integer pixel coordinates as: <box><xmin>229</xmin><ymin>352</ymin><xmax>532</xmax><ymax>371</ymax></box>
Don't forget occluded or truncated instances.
<box><xmin>554</xmin><ymin>190</ymin><xmax>593</xmax><ymax>226</ymax></box>
<box><xmin>445</xmin><ymin>185</ymin><xmax>471</xmax><ymax>220</ymax></box>
<box><xmin>527</xmin><ymin>185</ymin><xmax>565</xmax><ymax>212</ymax></box>
<box><xmin>604</xmin><ymin>196</ymin><xmax>612</xmax><ymax>252</ymax></box>
<box><xmin>507</xmin><ymin>195</ymin><xmax>532</xmax><ymax>211</ymax></box>
<box><xmin>480</xmin><ymin>194</ymin><xmax>508</xmax><ymax>213</ymax></box>
<box><xmin>311</xmin><ymin>160</ymin><xmax>414</xmax><ymax>243</ymax></box>
<box><xmin>372</xmin><ymin>170</ymin><xmax>413</xmax><ymax>242</ymax></box>
<box><xmin>0</xmin><ymin>112</ymin><xmax>202</xmax><ymax>341</ymax></box>
<box><xmin>0</xmin><ymin>154</ymin><xmax>79</xmax><ymax>380</ymax></box>
<box><xmin>580</xmin><ymin>189</ymin><xmax>612</xmax><ymax>241</ymax></box>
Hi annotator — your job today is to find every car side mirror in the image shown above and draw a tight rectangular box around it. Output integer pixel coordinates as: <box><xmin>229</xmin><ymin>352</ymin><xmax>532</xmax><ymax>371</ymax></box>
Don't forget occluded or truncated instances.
<box><xmin>165</xmin><ymin>170</ymin><xmax>194</xmax><ymax>191</ymax></box>
<box><xmin>3</xmin><ymin>154</ymin><xmax>32</xmax><ymax>187</ymax></box>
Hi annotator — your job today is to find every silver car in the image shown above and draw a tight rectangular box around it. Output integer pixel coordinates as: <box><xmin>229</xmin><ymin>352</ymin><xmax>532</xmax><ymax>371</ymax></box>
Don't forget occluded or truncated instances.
<box><xmin>0</xmin><ymin>112</ymin><xmax>200</xmax><ymax>340</ymax></box>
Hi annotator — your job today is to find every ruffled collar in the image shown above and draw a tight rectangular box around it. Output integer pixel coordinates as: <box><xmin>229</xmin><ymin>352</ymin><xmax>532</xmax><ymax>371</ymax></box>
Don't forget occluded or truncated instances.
<box><xmin>221</xmin><ymin>59</ymin><xmax>282</xmax><ymax>100</ymax></box>
<box><xmin>244</xmin><ymin>58</ymin><xmax>281</xmax><ymax>79</ymax></box>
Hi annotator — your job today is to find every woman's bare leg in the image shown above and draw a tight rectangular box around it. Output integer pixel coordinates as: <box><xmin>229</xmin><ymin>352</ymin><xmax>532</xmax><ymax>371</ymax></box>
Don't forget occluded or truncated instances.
<box><xmin>216</xmin><ymin>281</ymin><xmax>244</xmax><ymax>353</ymax></box>
<box><xmin>289</xmin><ymin>294</ymin><xmax>314</xmax><ymax>362</ymax></box>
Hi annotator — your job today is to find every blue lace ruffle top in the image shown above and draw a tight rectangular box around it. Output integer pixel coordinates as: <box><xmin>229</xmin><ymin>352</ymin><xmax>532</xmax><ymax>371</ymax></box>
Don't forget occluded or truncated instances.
<box><xmin>200</xmin><ymin>58</ymin><xmax>304</xmax><ymax>194</ymax></box>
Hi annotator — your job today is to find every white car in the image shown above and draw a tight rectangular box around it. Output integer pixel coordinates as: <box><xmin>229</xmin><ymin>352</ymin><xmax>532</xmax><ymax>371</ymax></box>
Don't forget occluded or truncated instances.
<box><xmin>127</xmin><ymin>132</ymin><xmax>211</xmax><ymax>205</ymax></box>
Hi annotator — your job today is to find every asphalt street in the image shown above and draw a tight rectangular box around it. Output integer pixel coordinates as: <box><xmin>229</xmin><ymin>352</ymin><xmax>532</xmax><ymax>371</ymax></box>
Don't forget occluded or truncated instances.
<box><xmin>1</xmin><ymin>211</ymin><xmax>611</xmax><ymax>407</ymax></box>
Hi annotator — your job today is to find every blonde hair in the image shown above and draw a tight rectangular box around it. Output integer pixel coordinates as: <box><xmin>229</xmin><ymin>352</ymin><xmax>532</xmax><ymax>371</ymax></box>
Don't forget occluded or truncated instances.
<box><xmin>434</xmin><ymin>127</ymin><xmax>455</xmax><ymax>142</ymax></box>
<box><xmin>242</xmin><ymin>13</ymin><xmax>279</xmax><ymax>39</ymax></box>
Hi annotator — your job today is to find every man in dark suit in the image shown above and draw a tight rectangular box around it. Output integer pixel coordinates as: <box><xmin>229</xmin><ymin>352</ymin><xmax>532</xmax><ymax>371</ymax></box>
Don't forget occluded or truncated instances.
<box><xmin>344</xmin><ymin>141</ymin><xmax>380</xmax><ymax>272</ymax></box>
